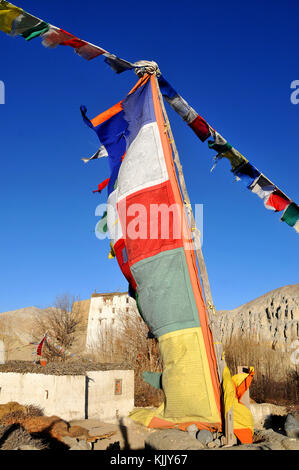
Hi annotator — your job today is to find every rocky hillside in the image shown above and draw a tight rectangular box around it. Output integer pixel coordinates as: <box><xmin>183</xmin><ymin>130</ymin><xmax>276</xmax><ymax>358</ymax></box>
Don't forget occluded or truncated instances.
<box><xmin>215</xmin><ymin>284</ymin><xmax>299</xmax><ymax>350</ymax></box>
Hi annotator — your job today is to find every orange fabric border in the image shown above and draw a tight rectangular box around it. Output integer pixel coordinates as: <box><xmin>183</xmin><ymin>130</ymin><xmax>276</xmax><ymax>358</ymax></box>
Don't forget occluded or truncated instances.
<box><xmin>91</xmin><ymin>74</ymin><xmax>151</xmax><ymax>127</ymax></box>
<box><xmin>234</xmin><ymin>428</ymin><xmax>253</xmax><ymax>444</ymax></box>
<box><xmin>235</xmin><ymin>370</ymin><xmax>255</xmax><ymax>401</ymax></box>
<box><xmin>91</xmin><ymin>101</ymin><xmax>123</xmax><ymax>127</ymax></box>
<box><xmin>148</xmin><ymin>416</ymin><xmax>220</xmax><ymax>433</ymax></box>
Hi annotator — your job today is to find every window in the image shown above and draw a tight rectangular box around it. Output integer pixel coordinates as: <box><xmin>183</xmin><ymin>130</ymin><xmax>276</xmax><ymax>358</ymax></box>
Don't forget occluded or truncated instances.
<box><xmin>114</xmin><ymin>379</ymin><xmax>122</xmax><ymax>395</ymax></box>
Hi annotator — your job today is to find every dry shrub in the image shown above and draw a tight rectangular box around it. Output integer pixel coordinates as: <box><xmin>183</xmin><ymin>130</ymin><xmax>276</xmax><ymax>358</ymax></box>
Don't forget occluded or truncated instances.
<box><xmin>33</xmin><ymin>294</ymin><xmax>84</xmax><ymax>362</ymax></box>
<box><xmin>0</xmin><ymin>403</ymin><xmax>43</xmax><ymax>423</ymax></box>
<box><xmin>0</xmin><ymin>402</ymin><xmax>28</xmax><ymax>422</ymax></box>
<box><xmin>88</xmin><ymin>310</ymin><xmax>164</xmax><ymax>407</ymax></box>
<box><xmin>224</xmin><ymin>334</ymin><xmax>299</xmax><ymax>406</ymax></box>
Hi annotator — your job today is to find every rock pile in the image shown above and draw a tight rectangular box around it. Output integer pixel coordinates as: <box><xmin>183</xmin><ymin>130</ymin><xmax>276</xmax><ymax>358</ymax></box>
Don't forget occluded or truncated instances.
<box><xmin>145</xmin><ymin>411</ymin><xmax>299</xmax><ymax>451</ymax></box>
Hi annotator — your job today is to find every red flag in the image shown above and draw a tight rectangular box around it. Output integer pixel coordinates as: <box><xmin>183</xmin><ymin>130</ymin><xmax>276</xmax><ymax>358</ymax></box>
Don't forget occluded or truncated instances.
<box><xmin>188</xmin><ymin>115</ymin><xmax>211</xmax><ymax>142</ymax></box>
<box><xmin>92</xmin><ymin>178</ymin><xmax>110</xmax><ymax>193</ymax></box>
<box><xmin>265</xmin><ymin>190</ymin><xmax>290</xmax><ymax>212</ymax></box>
<box><xmin>37</xmin><ymin>336</ymin><xmax>46</xmax><ymax>356</ymax></box>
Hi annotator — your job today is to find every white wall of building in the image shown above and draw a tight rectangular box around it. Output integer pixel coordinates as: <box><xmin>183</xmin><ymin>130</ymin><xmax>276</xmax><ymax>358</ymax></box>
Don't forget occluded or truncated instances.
<box><xmin>85</xmin><ymin>293</ymin><xmax>138</xmax><ymax>350</ymax></box>
<box><xmin>87</xmin><ymin>370</ymin><xmax>134</xmax><ymax>422</ymax></box>
<box><xmin>0</xmin><ymin>372</ymin><xmax>85</xmax><ymax>421</ymax></box>
<box><xmin>0</xmin><ymin>370</ymin><xmax>134</xmax><ymax>423</ymax></box>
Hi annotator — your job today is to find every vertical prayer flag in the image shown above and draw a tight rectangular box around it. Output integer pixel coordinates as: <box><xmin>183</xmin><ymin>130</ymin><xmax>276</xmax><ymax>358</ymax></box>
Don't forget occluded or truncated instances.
<box><xmin>83</xmin><ymin>74</ymin><xmax>231</xmax><ymax>438</ymax></box>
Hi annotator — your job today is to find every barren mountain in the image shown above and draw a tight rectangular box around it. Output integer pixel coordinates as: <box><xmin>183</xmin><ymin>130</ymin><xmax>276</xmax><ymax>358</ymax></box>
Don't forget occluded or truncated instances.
<box><xmin>215</xmin><ymin>284</ymin><xmax>299</xmax><ymax>350</ymax></box>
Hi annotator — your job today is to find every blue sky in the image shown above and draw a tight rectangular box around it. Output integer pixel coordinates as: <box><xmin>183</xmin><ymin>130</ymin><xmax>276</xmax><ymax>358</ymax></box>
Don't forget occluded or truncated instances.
<box><xmin>0</xmin><ymin>0</ymin><xmax>298</xmax><ymax>313</ymax></box>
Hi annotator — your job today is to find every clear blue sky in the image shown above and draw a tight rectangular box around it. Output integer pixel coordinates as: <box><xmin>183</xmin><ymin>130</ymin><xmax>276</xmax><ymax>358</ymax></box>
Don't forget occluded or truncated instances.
<box><xmin>0</xmin><ymin>0</ymin><xmax>298</xmax><ymax>313</ymax></box>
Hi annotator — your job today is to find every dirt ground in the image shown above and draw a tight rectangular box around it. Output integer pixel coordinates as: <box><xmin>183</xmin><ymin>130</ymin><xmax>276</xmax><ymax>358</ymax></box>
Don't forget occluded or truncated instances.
<box><xmin>1</xmin><ymin>411</ymin><xmax>298</xmax><ymax>450</ymax></box>
<box><xmin>69</xmin><ymin>415</ymin><xmax>299</xmax><ymax>451</ymax></box>
<box><xmin>70</xmin><ymin>416</ymin><xmax>299</xmax><ymax>451</ymax></box>
<box><xmin>69</xmin><ymin>417</ymin><xmax>156</xmax><ymax>450</ymax></box>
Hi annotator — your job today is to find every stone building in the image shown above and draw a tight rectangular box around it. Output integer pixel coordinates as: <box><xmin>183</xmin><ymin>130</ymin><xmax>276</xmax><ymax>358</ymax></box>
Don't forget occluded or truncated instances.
<box><xmin>85</xmin><ymin>292</ymin><xmax>138</xmax><ymax>349</ymax></box>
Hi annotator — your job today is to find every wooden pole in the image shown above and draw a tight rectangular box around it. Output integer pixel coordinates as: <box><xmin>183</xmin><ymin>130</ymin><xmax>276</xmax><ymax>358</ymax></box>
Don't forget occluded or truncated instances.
<box><xmin>155</xmin><ymin>75</ymin><xmax>225</xmax><ymax>382</ymax></box>
<box><xmin>224</xmin><ymin>407</ymin><xmax>237</xmax><ymax>446</ymax></box>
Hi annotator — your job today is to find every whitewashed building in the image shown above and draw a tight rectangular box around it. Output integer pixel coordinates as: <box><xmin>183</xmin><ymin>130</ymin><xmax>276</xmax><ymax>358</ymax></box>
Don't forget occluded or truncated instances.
<box><xmin>85</xmin><ymin>292</ymin><xmax>139</xmax><ymax>350</ymax></box>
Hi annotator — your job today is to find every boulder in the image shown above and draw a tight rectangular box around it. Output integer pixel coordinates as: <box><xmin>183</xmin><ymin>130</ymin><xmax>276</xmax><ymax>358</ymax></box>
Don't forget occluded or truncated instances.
<box><xmin>284</xmin><ymin>414</ymin><xmax>299</xmax><ymax>439</ymax></box>
<box><xmin>145</xmin><ymin>429</ymin><xmax>206</xmax><ymax>450</ymax></box>
<box><xmin>196</xmin><ymin>429</ymin><xmax>213</xmax><ymax>445</ymax></box>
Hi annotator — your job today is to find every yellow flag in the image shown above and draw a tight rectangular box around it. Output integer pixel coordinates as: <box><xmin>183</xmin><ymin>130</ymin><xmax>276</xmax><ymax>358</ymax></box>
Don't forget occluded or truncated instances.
<box><xmin>0</xmin><ymin>1</ymin><xmax>23</xmax><ymax>33</ymax></box>
<box><xmin>108</xmin><ymin>241</ymin><xmax>116</xmax><ymax>259</ymax></box>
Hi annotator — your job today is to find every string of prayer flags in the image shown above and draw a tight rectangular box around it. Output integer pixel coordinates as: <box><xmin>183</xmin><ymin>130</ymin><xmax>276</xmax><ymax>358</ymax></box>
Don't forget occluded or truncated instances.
<box><xmin>103</xmin><ymin>53</ymin><xmax>135</xmax><ymax>73</ymax></box>
<box><xmin>157</xmin><ymin>75</ymin><xmax>211</xmax><ymax>142</ymax></box>
<box><xmin>208</xmin><ymin>132</ymin><xmax>232</xmax><ymax>154</ymax></box>
<box><xmin>75</xmin><ymin>43</ymin><xmax>105</xmax><ymax>61</ymax></box>
<box><xmin>281</xmin><ymin>203</ymin><xmax>299</xmax><ymax>232</ymax></box>
<box><xmin>208</xmin><ymin>131</ymin><xmax>248</xmax><ymax>170</ymax></box>
<box><xmin>21</xmin><ymin>20</ymin><xmax>49</xmax><ymax>41</ymax></box>
<box><xmin>249</xmin><ymin>175</ymin><xmax>276</xmax><ymax>201</ymax></box>
<box><xmin>58</xmin><ymin>30</ymin><xmax>106</xmax><ymax>60</ymax></box>
<box><xmin>0</xmin><ymin>0</ymin><xmax>22</xmax><ymax>33</ymax></box>
<box><xmin>188</xmin><ymin>115</ymin><xmax>212</xmax><ymax>143</ymax></box>
<box><xmin>157</xmin><ymin>73</ymin><xmax>297</xmax><ymax>233</ymax></box>
<box><xmin>232</xmin><ymin>162</ymin><xmax>260</xmax><ymax>188</ymax></box>
<box><xmin>0</xmin><ymin>1</ymin><xmax>134</xmax><ymax>71</ymax></box>
<box><xmin>1</xmin><ymin>3</ymin><xmax>297</xmax><ymax>233</ymax></box>
<box><xmin>264</xmin><ymin>190</ymin><xmax>291</xmax><ymax>212</ymax></box>
<box><xmin>42</xmin><ymin>27</ymin><xmax>77</xmax><ymax>48</ymax></box>
<box><xmin>10</xmin><ymin>9</ymin><xmax>40</xmax><ymax>35</ymax></box>
<box><xmin>37</xmin><ymin>24</ymin><xmax>105</xmax><ymax>58</ymax></box>
<box><xmin>157</xmin><ymin>77</ymin><xmax>198</xmax><ymax>123</ymax></box>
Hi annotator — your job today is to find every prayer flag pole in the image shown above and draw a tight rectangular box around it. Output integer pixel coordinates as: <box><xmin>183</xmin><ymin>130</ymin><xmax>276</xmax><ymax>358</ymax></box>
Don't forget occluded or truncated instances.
<box><xmin>154</xmin><ymin>74</ymin><xmax>225</xmax><ymax>386</ymax></box>
<box><xmin>154</xmin><ymin>74</ymin><xmax>236</xmax><ymax>444</ymax></box>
